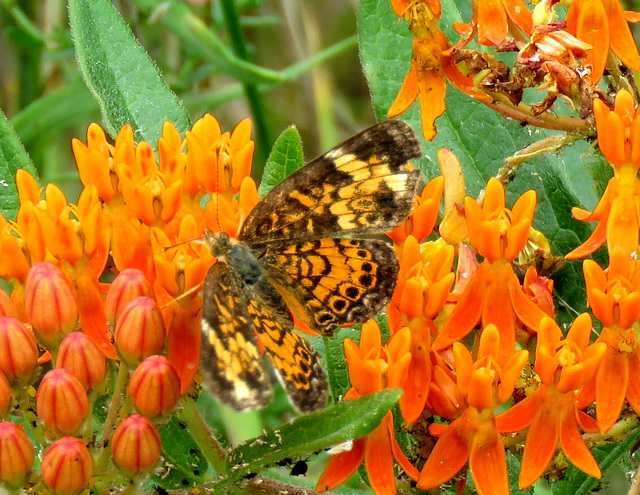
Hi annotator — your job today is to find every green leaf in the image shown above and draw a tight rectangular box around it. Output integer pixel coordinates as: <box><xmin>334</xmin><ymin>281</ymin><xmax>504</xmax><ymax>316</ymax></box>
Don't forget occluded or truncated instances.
<box><xmin>552</xmin><ymin>426</ymin><xmax>640</xmax><ymax>495</ymax></box>
<box><xmin>149</xmin><ymin>415</ymin><xmax>209</xmax><ymax>489</ymax></box>
<box><xmin>318</xmin><ymin>327</ymin><xmax>360</xmax><ymax>404</ymax></box>
<box><xmin>220</xmin><ymin>389</ymin><xmax>402</xmax><ymax>486</ymax></box>
<box><xmin>0</xmin><ymin>109</ymin><xmax>38</xmax><ymax>221</ymax></box>
<box><xmin>258</xmin><ymin>126</ymin><xmax>304</xmax><ymax>197</ymax></box>
<box><xmin>68</xmin><ymin>0</ymin><xmax>191</xmax><ymax>143</ymax></box>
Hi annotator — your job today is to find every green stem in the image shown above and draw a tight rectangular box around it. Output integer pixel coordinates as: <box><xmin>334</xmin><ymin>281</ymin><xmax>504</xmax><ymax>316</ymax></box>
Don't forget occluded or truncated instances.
<box><xmin>179</xmin><ymin>396</ymin><xmax>227</xmax><ymax>473</ymax></box>
<box><xmin>219</xmin><ymin>0</ymin><xmax>271</xmax><ymax>169</ymax></box>
<box><xmin>97</xmin><ymin>362</ymin><xmax>130</xmax><ymax>455</ymax></box>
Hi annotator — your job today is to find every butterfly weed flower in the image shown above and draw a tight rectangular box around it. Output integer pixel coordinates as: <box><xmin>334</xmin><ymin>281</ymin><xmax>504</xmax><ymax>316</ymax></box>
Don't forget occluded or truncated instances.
<box><xmin>567</xmin><ymin>89</ymin><xmax>640</xmax><ymax>260</ymax></box>
<box><xmin>111</xmin><ymin>414</ymin><xmax>162</xmax><ymax>478</ymax></box>
<box><xmin>0</xmin><ymin>316</ymin><xmax>38</xmax><ymax>385</ymax></box>
<box><xmin>495</xmin><ymin>314</ymin><xmax>606</xmax><ymax>488</ymax></box>
<box><xmin>0</xmin><ymin>372</ymin><xmax>9</xmax><ymax>418</ymax></box>
<box><xmin>578</xmin><ymin>246</ymin><xmax>640</xmax><ymax>433</ymax></box>
<box><xmin>388</xmin><ymin>0</ymin><xmax>490</xmax><ymax>141</ymax></box>
<box><xmin>565</xmin><ymin>0</ymin><xmax>640</xmax><ymax>83</ymax></box>
<box><xmin>129</xmin><ymin>355</ymin><xmax>181</xmax><ymax>418</ymax></box>
<box><xmin>0</xmin><ymin>421</ymin><xmax>35</xmax><ymax>490</ymax></box>
<box><xmin>114</xmin><ymin>297</ymin><xmax>167</xmax><ymax>367</ymax></box>
<box><xmin>36</xmin><ymin>368</ymin><xmax>89</xmax><ymax>436</ymax></box>
<box><xmin>316</xmin><ymin>320</ymin><xmax>419</xmax><ymax>495</ymax></box>
<box><xmin>459</xmin><ymin>0</ymin><xmax>533</xmax><ymax>47</ymax></box>
<box><xmin>432</xmin><ymin>177</ymin><xmax>548</xmax><ymax>361</ymax></box>
<box><xmin>24</xmin><ymin>262</ymin><xmax>78</xmax><ymax>350</ymax></box>
<box><xmin>56</xmin><ymin>332</ymin><xmax>107</xmax><ymax>392</ymax></box>
<box><xmin>0</xmin><ymin>170</ymin><xmax>115</xmax><ymax>359</ymax></box>
<box><xmin>388</xmin><ymin>235</ymin><xmax>455</xmax><ymax>423</ymax></box>
<box><xmin>41</xmin><ymin>436</ymin><xmax>93</xmax><ymax>495</ymax></box>
<box><xmin>418</xmin><ymin>324</ymin><xmax>528</xmax><ymax>495</ymax></box>
<box><xmin>105</xmin><ymin>268</ymin><xmax>155</xmax><ymax>326</ymax></box>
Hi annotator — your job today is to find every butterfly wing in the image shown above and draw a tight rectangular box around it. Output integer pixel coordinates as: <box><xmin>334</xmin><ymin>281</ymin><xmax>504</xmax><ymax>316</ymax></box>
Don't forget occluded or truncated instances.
<box><xmin>247</xmin><ymin>298</ymin><xmax>328</xmax><ymax>412</ymax></box>
<box><xmin>200</xmin><ymin>261</ymin><xmax>272</xmax><ymax>411</ymax></box>
<box><xmin>239</xmin><ymin>120</ymin><xmax>421</xmax><ymax>245</ymax></box>
<box><xmin>262</xmin><ymin>238</ymin><xmax>399</xmax><ymax>335</ymax></box>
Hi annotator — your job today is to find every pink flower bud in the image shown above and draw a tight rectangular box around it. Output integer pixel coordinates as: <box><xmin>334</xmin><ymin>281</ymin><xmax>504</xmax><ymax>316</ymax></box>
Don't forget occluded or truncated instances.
<box><xmin>0</xmin><ymin>316</ymin><xmax>38</xmax><ymax>385</ymax></box>
<box><xmin>41</xmin><ymin>437</ymin><xmax>92</xmax><ymax>495</ymax></box>
<box><xmin>105</xmin><ymin>269</ymin><xmax>154</xmax><ymax>326</ymax></box>
<box><xmin>0</xmin><ymin>372</ymin><xmax>10</xmax><ymax>418</ymax></box>
<box><xmin>0</xmin><ymin>421</ymin><xmax>34</xmax><ymax>490</ymax></box>
<box><xmin>112</xmin><ymin>414</ymin><xmax>161</xmax><ymax>477</ymax></box>
<box><xmin>36</xmin><ymin>369</ymin><xmax>88</xmax><ymax>435</ymax></box>
<box><xmin>56</xmin><ymin>332</ymin><xmax>106</xmax><ymax>390</ymax></box>
<box><xmin>129</xmin><ymin>356</ymin><xmax>181</xmax><ymax>418</ymax></box>
<box><xmin>24</xmin><ymin>262</ymin><xmax>78</xmax><ymax>349</ymax></box>
<box><xmin>115</xmin><ymin>297</ymin><xmax>166</xmax><ymax>366</ymax></box>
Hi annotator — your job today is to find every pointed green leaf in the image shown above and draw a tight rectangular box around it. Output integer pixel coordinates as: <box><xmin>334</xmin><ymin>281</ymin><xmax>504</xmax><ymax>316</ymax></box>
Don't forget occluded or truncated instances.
<box><xmin>0</xmin><ymin>109</ymin><xmax>37</xmax><ymax>221</ymax></box>
<box><xmin>258</xmin><ymin>126</ymin><xmax>304</xmax><ymax>197</ymax></box>
<box><xmin>220</xmin><ymin>389</ymin><xmax>402</xmax><ymax>486</ymax></box>
<box><xmin>68</xmin><ymin>0</ymin><xmax>190</xmax><ymax>143</ymax></box>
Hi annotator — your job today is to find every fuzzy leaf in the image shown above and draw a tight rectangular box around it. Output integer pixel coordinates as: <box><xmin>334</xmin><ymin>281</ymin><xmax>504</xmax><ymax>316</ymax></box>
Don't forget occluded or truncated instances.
<box><xmin>68</xmin><ymin>0</ymin><xmax>190</xmax><ymax>143</ymax></box>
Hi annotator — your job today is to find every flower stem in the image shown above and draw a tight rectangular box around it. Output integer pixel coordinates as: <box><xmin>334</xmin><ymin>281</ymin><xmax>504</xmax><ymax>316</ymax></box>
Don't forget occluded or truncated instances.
<box><xmin>179</xmin><ymin>396</ymin><xmax>227</xmax><ymax>473</ymax></box>
<box><xmin>99</xmin><ymin>362</ymin><xmax>130</xmax><ymax>450</ymax></box>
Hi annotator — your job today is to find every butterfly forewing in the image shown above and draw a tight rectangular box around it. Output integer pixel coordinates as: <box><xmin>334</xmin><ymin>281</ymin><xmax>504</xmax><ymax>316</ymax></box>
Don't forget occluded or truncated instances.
<box><xmin>200</xmin><ymin>262</ymin><xmax>272</xmax><ymax>411</ymax></box>
<box><xmin>239</xmin><ymin>120</ymin><xmax>421</xmax><ymax>245</ymax></box>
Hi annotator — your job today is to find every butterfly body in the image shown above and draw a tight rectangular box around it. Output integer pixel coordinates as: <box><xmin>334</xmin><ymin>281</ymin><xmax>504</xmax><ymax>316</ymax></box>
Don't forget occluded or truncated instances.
<box><xmin>200</xmin><ymin>120</ymin><xmax>422</xmax><ymax>412</ymax></box>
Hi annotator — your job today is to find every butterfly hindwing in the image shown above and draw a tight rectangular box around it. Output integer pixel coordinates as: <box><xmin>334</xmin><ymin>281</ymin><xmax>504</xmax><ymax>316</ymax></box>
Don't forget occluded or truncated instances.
<box><xmin>247</xmin><ymin>298</ymin><xmax>328</xmax><ymax>412</ymax></box>
<box><xmin>200</xmin><ymin>261</ymin><xmax>272</xmax><ymax>411</ymax></box>
<box><xmin>262</xmin><ymin>238</ymin><xmax>399</xmax><ymax>335</ymax></box>
<box><xmin>239</xmin><ymin>120</ymin><xmax>421</xmax><ymax>245</ymax></box>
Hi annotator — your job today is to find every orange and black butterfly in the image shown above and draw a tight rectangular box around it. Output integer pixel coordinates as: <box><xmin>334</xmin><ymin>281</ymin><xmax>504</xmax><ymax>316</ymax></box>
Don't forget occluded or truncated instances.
<box><xmin>200</xmin><ymin>120</ymin><xmax>421</xmax><ymax>412</ymax></box>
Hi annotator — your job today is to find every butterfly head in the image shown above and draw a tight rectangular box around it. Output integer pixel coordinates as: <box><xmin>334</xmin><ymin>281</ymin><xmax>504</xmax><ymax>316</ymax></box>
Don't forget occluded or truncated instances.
<box><xmin>203</xmin><ymin>230</ymin><xmax>233</xmax><ymax>258</ymax></box>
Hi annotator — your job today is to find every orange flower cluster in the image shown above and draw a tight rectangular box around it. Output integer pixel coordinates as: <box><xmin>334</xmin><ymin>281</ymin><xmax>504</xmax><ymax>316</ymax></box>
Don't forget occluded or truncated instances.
<box><xmin>0</xmin><ymin>115</ymin><xmax>257</xmax><ymax>492</ymax></box>
<box><xmin>388</xmin><ymin>0</ymin><xmax>640</xmax><ymax>141</ymax></box>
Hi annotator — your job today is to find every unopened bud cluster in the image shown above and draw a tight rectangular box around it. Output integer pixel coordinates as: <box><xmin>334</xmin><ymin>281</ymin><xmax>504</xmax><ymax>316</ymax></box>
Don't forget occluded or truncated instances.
<box><xmin>0</xmin><ymin>265</ymin><xmax>180</xmax><ymax>492</ymax></box>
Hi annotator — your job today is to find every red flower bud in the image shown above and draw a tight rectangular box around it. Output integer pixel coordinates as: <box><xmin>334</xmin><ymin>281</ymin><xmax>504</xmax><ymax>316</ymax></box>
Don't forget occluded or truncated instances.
<box><xmin>0</xmin><ymin>288</ymin><xmax>15</xmax><ymax>318</ymax></box>
<box><xmin>41</xmin><ymin>437</ymin><xmax>92</xmax><ymax>495</ymax></box>
<box><xmin>115</xmin><ymin>297</ymin><xmax>166</xmax><ymax>366</ymax></box>
<box><xmin>105</xmin><ymin>269</ymin><xmax>154</xmax><ymax>326</ymax></box>
<box><xmin>112</xmin><ymin>414</ymin><xmax>161</xmax><ymax>477</ymax></box>
<box><xmin>0</xmin><ymin>372</ymin><xmax>10</xmax><ymax>418</ymax></box>
<box><xmin>0</xmin><ymin>316</ymin><xmax>38</xmax><ymax>385</ymax></box>
<box><xmin>24</xmin><ymin>262</ymin><xmax>78</xmax><ymax>349</ymax></box>
<box><xmin>36</xmin><ymin>369</ymin><xmax>88</xmax><ymax>435</ymax></box>
<box><xmin>0</xmin><ymin>421</ymin><xmax>34</xmax><ymax>490</ymax></box>
<box><xmin>129</xmin><ymin>356</ymin><xmax>181</xmax><ymax>418</ymax></box>
<box><xmin>56</xmin><ymin>332</ymin><xmax>107</xmax><ymax>390</ymax></box>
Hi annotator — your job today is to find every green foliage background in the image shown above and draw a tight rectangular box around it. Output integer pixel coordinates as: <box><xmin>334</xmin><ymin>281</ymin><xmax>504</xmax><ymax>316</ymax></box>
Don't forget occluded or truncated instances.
<box><xmin>2</xmin><ymin>0</ymin><xmax>640</xmax><ymax>493</ymax></box>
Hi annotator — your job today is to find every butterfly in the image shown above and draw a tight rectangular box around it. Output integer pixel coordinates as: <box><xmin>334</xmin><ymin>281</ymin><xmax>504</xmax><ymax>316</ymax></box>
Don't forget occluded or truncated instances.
<box><xmin>200</xmin><ymin>120</ymin><xmax>421</xmax><ymax>412</ymax></box>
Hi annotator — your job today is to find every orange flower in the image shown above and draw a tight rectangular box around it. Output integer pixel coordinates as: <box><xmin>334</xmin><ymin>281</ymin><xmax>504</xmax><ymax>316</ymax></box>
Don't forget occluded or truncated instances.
<box><xmin>566</xmin><ymin>90</ymin><xmax>640</xmax><ymax>259</ymax></box>
<box><xmin>418</xmin><ymin>325</ymin><xmax>528</xmax><ymax>495</ymax></box>
<box><xmin>432</xmin><ymin>178</ymin><xmax>548</xmax><ymax>360</ymax></box>
<box><xmin>316</xmin><ymin>320</ymin><xmax>418</xmax><ymax>494</ymax></box>
<box><xmin>578</xmin><ymin>246</ymin><xmax>640</xmax><ymax>433</ymax></box>
<box><xmin>388</xmin><ymin>236</ymin><xmax>455</xmax><ymax>423</ymax></box>
<box><xmin>495</xmin><ymin>314</ymin><xmax>606</xmax><ymax>489</ymax></box>
<box><xmin>388</xmin><ymin>0</ymin><xmax>490</xmax><ymax>141</ymax></box>
<box><xmin>387</xmin><ymin>176</ymin><xmax>444</xmax><ymax>246</ymax></box>
<box><xmin>565</xmin><ymin>0</ymin><xmax>640</xmax><ymax>83</ymax></box>
<box><xmin>467</xmin><ymin>0</ymin><xmax>533</xmax><ymax>46</ymax></box>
